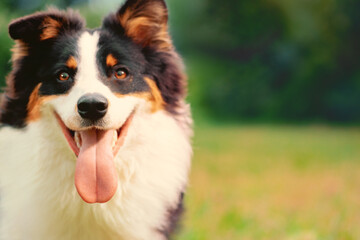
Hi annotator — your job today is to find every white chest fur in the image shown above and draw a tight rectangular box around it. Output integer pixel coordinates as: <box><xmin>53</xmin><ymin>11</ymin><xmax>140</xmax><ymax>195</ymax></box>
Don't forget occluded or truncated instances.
<box><xmin>0</xmin><ymin>109</ymin><xmax>192</xmax><ymax>240</ymax></box>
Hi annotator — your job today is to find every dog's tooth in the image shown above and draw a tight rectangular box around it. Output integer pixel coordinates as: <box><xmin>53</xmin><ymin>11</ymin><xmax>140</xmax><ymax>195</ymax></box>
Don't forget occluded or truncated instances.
<box><xmin>75</xmin><ymin>132</ymin><xmax>81</xmax><ymax>148</ymax></box>
<box><xmin>112</xmin><ymin>130</ymin><xmax>118</xmax><ymax>147</ymax></box>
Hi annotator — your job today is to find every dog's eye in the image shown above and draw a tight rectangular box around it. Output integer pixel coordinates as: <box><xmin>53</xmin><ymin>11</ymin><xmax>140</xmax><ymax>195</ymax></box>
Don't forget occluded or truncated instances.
<box><xmin>58</xmin><ymin>72</ymin><xmax>70</xmax><ymax>81</ymax></box>
<box><xmin>114</xmin><ymin>68</ymin><xmax>128</xmax><ymax>80</ymax></box>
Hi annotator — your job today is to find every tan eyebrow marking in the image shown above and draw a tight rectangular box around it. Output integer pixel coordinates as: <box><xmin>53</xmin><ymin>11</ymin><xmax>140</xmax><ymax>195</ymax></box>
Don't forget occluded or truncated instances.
<box><xmin>66</xmin><ymin>56</ymin><xmax>77</xmax><ymax>69</ymax></box>
<box><xmin>106</xmin><ymin>54</ymin><xmax>118</xmax><ymax>67</ymax></box>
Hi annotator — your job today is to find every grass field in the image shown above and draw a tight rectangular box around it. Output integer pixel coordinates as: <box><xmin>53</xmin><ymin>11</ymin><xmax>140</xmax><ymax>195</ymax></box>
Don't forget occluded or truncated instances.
<box><xmin>176</xmin><ymin>124</ymin><xmax>360</xmax><ymax>240</ymax></box>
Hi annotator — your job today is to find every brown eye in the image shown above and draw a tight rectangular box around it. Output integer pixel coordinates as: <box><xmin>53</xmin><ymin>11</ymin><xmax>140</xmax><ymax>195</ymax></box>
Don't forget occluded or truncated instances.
<box><xmin>58</xmin><ymin>72</ymin><xmax>70</xmax><ymax>81</ymax></box>
<box><xmin>114</xmin><ymin>68</ymin><xmax>128</xmax><ymax>80</ymax></box>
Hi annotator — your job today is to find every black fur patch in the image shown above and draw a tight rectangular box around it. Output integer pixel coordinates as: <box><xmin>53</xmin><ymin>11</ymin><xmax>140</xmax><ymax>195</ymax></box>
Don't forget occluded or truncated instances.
<box><xmin>142</xmin><ymin>48</ymin><xmax>186</xmax><ymax>114</ymax></box>
<box><xmin>38</xmin><ymin>35</ymin><xmax>80</xmax><ymax>96</ymax></box>
<box><xmin>9</xmin><ymin>9</ymin><xmax>84</xmax><ymax>42</ymax></box>
<box><xmin>0</xmin><ymin>9</ymin><xmax>84</xmax><ymax>128</ymax></box>
<box><xmin>158</xmin><ymin>192</ymin><xmax>185</xmax><ymax>239</ymax></box>
<box><xmin>96</xmin><ymin>30</ymin><xmax>150</xmax><ymax>95</ymax></box>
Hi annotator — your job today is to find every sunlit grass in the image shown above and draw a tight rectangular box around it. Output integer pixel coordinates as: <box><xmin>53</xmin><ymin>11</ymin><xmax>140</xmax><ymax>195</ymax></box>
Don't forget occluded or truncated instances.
<box><xmin>176</xmin><ymin>125</ymin><xmax>360</xmax><ymax>240</ymax></box>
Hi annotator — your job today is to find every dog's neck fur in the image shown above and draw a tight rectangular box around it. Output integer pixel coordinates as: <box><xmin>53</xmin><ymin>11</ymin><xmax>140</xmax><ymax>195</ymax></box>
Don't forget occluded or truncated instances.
<box><xmin>0</xmin><ymin>105</ymin><xmax>192</xmax><ymax>240</ymax></box>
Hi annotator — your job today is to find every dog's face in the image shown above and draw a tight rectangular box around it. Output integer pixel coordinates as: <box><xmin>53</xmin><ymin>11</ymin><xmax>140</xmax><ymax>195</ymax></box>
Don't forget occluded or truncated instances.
<box><xmin>0</xmin><ymin>0</ymin><xmax>186</xmax><ymax>203</ymax></box>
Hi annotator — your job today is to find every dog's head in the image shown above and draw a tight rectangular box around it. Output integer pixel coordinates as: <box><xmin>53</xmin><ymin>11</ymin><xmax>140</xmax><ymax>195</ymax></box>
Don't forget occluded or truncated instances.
<box><xmin>0</xmin><ymin>0</ymin><xmax>186</xmax><ymax>203</ymax></box>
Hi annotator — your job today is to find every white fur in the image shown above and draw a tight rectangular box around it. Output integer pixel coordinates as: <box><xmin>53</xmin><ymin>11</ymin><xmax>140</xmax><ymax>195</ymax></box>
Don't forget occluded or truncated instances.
<box><xmin>0</xmin><ymin>32</ymin><xmax>192</xmax><ymax>240</ymax></box>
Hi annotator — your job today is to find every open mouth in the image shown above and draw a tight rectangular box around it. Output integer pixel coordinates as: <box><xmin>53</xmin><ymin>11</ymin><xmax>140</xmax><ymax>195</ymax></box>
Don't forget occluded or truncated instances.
<box><xmin>55</xmin><ymin>113</ymin><xmax>133</xmax><ymax>157</ymax></box>
<box><xmin>55</xmin><ymin>112</ymin><xmax>134</xmax><ymax>204</ymax></box>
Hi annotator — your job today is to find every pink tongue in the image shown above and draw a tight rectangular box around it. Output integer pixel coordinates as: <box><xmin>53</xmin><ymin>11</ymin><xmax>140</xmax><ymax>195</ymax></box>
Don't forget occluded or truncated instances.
<box><xmin>75</xmin><ymin>129</ymin><xmax>118</xmax><ymax>203</ymax></box>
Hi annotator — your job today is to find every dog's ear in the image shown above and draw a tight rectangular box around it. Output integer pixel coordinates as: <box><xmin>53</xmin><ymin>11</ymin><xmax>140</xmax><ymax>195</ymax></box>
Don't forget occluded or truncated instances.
<box><xmin>102</xmin><ymin>0</ymin><xmax>171</xmax><ymax>50</ymax></box>
<box><xmin>9</xmin><ymin>8</ymin><xmax>84</xmax><ymax>42</ymax></box>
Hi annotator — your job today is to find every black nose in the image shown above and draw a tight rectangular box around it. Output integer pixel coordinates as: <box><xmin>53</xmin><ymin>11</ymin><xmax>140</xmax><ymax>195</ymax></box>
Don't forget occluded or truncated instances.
<box><xmin>77</xmin><ymin>93</ymin><xmax>108</xmax><ymax>121</ymax></box>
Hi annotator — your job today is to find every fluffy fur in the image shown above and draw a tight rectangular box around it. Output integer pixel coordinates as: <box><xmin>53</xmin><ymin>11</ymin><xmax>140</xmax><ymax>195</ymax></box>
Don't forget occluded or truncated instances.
<box><xmin>0</xmin><ymin>0</ymin><xmax>192</xmax><ymax>239</ymax></box>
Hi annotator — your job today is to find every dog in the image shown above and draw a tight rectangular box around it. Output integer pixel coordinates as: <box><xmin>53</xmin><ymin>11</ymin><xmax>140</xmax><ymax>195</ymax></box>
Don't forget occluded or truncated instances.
<box><xmin>0</xmin><ymin>0</ymin><xmax>192</xmax><ymax>239</ymax></box>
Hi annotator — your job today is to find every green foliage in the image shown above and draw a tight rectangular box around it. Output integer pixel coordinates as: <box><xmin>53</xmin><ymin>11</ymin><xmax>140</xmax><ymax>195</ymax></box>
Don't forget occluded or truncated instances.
<box><xmin>171</xmin><ymin>0</ymin><xmax>360</xmax><ymax>123</ymax></box>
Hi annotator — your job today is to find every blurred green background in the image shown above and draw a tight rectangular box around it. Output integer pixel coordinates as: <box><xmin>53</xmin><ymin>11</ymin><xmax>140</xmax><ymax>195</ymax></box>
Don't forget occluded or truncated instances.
<box><xmin>1</xmin><ymin>0</ymin><xmax>360</xmax><ymax>239</ymax></box>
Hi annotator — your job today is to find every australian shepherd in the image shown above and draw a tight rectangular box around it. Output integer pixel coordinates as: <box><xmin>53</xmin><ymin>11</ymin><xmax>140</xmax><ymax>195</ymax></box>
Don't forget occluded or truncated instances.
<box><xmin>0</xmin><ymin>0</ymin><xmax>192</xmax><ymax>239</ymax></box>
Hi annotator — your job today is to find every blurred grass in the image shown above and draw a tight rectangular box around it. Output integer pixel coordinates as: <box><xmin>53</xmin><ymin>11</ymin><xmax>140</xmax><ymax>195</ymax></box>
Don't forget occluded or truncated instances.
<box><xmin>176</xmin><ymin>124</ymin><xmax>360</xmax><ymax>240</ymax></box>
